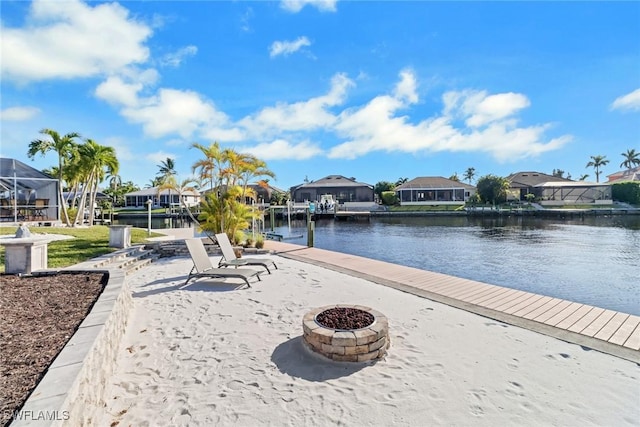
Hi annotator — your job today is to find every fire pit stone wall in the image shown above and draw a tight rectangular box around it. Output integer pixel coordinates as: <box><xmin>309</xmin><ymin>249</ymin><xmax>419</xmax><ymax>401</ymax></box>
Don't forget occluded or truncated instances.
<box><xmin>302</xmin><ymin>304</ymin><xmax>390</xmax><ymax>362</ymax></box>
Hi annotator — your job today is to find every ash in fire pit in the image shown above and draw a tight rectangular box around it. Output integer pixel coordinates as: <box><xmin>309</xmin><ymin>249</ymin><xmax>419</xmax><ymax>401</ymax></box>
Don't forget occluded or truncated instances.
<box><xmin>303</xmin><ymin>305</ymin><xmax>390</xmax><ymax>362</ymax></box>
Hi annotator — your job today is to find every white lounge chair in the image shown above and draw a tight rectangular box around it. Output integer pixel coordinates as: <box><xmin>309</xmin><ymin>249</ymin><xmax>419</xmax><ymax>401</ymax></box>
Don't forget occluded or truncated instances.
<box><xmin>184</xmin><ymin>238</ymin><xmax>261</xmax><ymax>288</ymax></box>
<box><xmin>215</xmin><ymin>233</ymin><xmax>278</xmax><ymax>274</ymax></box>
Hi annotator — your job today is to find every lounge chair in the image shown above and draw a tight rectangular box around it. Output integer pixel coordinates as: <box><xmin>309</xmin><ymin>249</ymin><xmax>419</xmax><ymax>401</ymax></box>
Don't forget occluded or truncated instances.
<box><xmin>215</xmin><ymin>233</ymin><xmax>278</xmax><ymax>274</ymax></box>
<box><xmin>184</xmin><ymin>238</ymin><xmax>261</xmax><ymax>288</ymax></box>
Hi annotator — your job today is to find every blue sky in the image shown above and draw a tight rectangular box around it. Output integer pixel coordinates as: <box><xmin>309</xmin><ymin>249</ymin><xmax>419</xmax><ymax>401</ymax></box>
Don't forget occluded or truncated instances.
<box><xmin>1</xmin><ymin>0</ymin><xmax>639</xmax><ymax>191</ymax></box>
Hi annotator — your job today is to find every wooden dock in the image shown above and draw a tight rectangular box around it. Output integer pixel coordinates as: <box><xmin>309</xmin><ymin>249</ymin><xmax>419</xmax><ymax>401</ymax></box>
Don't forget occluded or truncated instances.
<box><xmin>264</xmin><ymin>240</ymin><xmax>640</xmax><ymax>363</ymax></box>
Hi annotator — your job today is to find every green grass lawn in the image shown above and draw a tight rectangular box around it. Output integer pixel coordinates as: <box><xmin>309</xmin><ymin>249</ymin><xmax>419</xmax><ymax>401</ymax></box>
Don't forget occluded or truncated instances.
<box><xmin>0</xmin><ymin>226</ymin><xmax>163</xmax><ymax>273</ymax></box>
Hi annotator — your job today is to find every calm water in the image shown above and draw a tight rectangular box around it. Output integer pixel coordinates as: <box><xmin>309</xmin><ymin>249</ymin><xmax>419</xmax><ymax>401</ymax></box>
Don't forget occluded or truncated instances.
<box><xmin>267</xmin><ymin>216</ymin><xmax>640</xmax><ymax>315</ymax></box>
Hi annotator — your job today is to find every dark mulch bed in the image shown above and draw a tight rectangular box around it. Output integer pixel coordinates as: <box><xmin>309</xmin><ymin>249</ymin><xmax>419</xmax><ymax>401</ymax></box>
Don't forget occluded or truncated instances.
<box><xmin>0</xmin><ymin>272</ymin><xmax>107</xmax><ymax>427</ymax></box>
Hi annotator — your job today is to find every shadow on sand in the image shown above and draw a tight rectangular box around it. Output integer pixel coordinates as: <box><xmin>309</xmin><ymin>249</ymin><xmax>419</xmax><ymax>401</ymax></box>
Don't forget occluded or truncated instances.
<box><xmin>132</xmin><ymin>276</ymin><xmax>248</xmax><ymax>298</ymax></box>
<box><xmin>271</xmin><ymin>336</ymin><xmax>376</xmax><ymax>381</ymax></box>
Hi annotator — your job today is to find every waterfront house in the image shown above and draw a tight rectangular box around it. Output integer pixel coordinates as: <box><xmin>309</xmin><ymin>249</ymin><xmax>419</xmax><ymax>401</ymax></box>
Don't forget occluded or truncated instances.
<box><xmin>0</xmin><ymin>157</ymin><xmax>59</xmax><ymax>223</ymax></box>
<box><xmin>607</xmin><ymin>166</ymin><xmax>640</xmax><ymax>183</ymax></box>
<box><xmin>290</xmin><ymin>175</ymin><xmax>374</xmax><ymax>204</ymax></box>
<box><xmin>124</xmin><ymin>187</ymin><xmax>200</xmax><ymax>208</ymax></box>
<box><xmin>506</xmin><ymin>171</ymin><xmax>572</xmax><ymax>201</ymax></box>
<box><xmin>395</xmin><ymin>177</ymin><xmax>475</xmax><ymax>205</ymax></box>
<box><xmin>535</xmin><ymin>181</ymin><xmax>612</xmax><ymax>205</ymax></box>
<box><xmin>245</xmin><ymin>182</ymin><xmax>284</xmax><ymax>205</ymax></box>
<box><xmin>507</xmin><ymin>171</ymin><xmax>612</xmax><ymax>205</ymax></box>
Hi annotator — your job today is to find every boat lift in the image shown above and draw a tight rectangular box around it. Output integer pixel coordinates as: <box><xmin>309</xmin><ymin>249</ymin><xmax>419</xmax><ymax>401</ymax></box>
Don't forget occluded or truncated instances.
<box><xmin>266</xmin><ymin>200</ymin><xmax>314</xmax><ymax>246</ymax></box>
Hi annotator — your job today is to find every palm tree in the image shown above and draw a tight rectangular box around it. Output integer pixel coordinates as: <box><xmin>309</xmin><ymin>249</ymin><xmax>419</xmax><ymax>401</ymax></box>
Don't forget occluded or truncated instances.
<box><xmin>145</xmin><ymin>178</ymin><xmax>163</xmax><ymax>188</ymax></box>
<box><xmin>191</xmin><ymin>142</ymin><xmax>223</xmax><ymax>193</ymax></box>
<box><xmin>236</xmin><ymin>154</ymin><xmax>276</xmax><ymax>203</ymax></box>
<box><xmin>72</xmin><ymin>139</ymin><xmax>118</xmax><ymax>226</ymax></box>
<box><xmin>157</xmin><ymin>157</ymin><xmax>176</xmax><ymax>207</ymax></box>
<box><xmin>107</xmin><ymin>173</ymin><xmax>122</xmax><ymax>207</ymax></box>
<box><xmin>578</xmin><ymin>174</ymin><xmax>589</xmax><ymax>181</ymax></box>
<box><xmin>463</xmin><ymin>167</ymin><xmax>476</xmax><ymax>184</ymax></box>
<box><xmin>586</xmin><ymin>155</ymin><xmax>609</xmax><ymax>183</ymax></box>
<box><xmin>157</xmin><ymin>176</ymin><xmax>200</xmax><ymax>226</ymax></box>
<box><xmin>395</xmin><ymin>177</ymin><xmax>408</xmax><ymax>187</ymax></box>
<box><xmin>620</xmin><ymin>149</ymin><xmax>640</xmax><ymax>171</ymax></box>
<box><xmin>28</xmin><ymin>129</ymin><xmax>80</xmax><ymax>226</ymax></box>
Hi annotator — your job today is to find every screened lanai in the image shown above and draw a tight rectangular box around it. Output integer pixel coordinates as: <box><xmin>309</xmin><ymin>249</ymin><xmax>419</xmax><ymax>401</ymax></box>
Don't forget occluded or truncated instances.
<box><xmin>0</xmin><ymin>158</ymin><xmax>59</xmax><ymax>223</ymax></box>
<box><xmin>536</xmin><ymin>181</ymin><xmax>612</xmax><ymax>205</ymax></box>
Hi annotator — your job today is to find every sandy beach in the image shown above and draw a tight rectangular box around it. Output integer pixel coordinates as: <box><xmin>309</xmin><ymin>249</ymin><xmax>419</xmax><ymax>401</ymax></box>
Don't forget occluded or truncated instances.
<box><xmin>100</xmin><ymin>254</ymin><xmax>639</xmax><ymax>426</ymax></box>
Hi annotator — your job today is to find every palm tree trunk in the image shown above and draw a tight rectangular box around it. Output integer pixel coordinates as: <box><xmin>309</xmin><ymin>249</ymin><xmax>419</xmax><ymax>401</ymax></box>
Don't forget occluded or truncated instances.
<box><xmin>58</xmin><ymin>160</ymin><xmax>71</xmax><ymax>226</ymax></box>
<box><xmin>88</xmin><ymin>178</ymin><xmax>98</xmax><ymax>226</ymax></box>
<box><xmin>74</xmin><ymin>175</ymin><xmax>92</xmax><ymax>226</ymax></box>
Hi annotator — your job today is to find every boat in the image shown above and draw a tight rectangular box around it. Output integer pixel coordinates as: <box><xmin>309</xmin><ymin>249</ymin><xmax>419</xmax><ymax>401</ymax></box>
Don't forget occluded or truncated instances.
<box><xmin>319</xmin><ymin>194</ymin><xmax>335</xmax><ymax>212</ymax></box>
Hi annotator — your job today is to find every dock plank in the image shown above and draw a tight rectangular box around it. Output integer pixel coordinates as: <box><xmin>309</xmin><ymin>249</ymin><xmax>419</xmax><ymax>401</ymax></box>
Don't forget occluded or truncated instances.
<box><xmin>522</xmin><ymin>299</ymin><xmax>564</xmax><ymax>320</ymax></box>
<box><xmin>542</xmin><ymin>302</ymin><xmax>583</xmax><ymax>327</ymax></box>
<box><xmin>510</xmin><ymin>296</ymin><xmax>554</xmax><ymax>317</ymax></box>
<box><xmin>622</xmin><ymin>325</ymin><xmax>640</xmax><ymax>350</ymax></box>
<box><xmin>608</xmin><ymin>315</ymin><xmax>640</xmax><ymax>346</ymax></box>
<box><xmin>567</xmin><ymin>307</ymin><xmax>606</xmax><ymax>333</ymax></box>
<box><xmin>534</xmin><ymin>300</ymin><xmax>574</xmax><ymax>323</ymax></box>
<box><xmin>485</xmin><ymin>290</ymin><xmax>534</xmax><ymax>310</ymax></box>
<box><xmin>553</xmin><ymin>305</ymin><xmax>593</xmax><ymax>329</ymax></box>
<box><xmin>594</xmin><ymin>313</ymin><xmax>630</xmax><ymax>341</ymax></box>
<box><xmin>580</xmin><ymin>310</ymin><xmax>618</xmax><ymax>337</ymax></box>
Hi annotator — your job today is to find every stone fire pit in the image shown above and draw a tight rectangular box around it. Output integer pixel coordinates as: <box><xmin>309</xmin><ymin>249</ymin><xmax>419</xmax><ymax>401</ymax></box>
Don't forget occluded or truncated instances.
<box><xmin>302</xmin><ymin>305</ymin><xmax>390</xmax><ymax>362</ymax></box>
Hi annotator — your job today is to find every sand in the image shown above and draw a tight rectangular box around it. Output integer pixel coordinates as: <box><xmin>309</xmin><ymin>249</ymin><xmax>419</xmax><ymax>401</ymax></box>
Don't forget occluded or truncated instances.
<box><xmin>100</xmin><ymin>255</ymin><xmax>639</xmax><ymax>426</ymax></box>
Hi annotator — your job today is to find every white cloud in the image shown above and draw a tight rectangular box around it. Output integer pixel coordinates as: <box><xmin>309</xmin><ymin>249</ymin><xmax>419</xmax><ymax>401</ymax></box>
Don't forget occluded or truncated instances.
<box><xmin>280</xmin><ymin>0</ymin><xmax>338</xmax><ymax>13</ymax></box>
<box><xmin>240</xmin><ymin>139</ymin><xmax>323</xmax><ymax>160</ymax></box>
<box><xmin>269</xmin><ymin>36</ymin><xmax>311</xmax><ymax>58</ymax></box>
<box><xmin>1</xmin><ymin>0</ymin><xmax>152</xmax><ymax>83</ymax></box>
<box><xmin>240</xmin><ymin>7</ymin><xmax>254</xmax><ymax>32</ymax></box>
<box><xmin>160</xmin><ymin>45</ymin><xmax>198</xmax><ymax>67</ymax></box>
<box><xmin>443</xmin><ymin>90</ymin><xmax>530</xmax><ymax>127</ymax></box>
<box><xmin>393</xmin><ymin>69</ymin><xmax>419</xmax><ymax>104</ymax></box>
<box><xmin>95</xmin><ymin>76</ymin><xmax>144</xmax><ymax>107</ymax></box>
<box><xmin>146</xmin><ymin>150</ymin><xmax>179</xmax><ymax>165</ymax></box>
<box><xmin>610</xmin><ymin>88</ymin><xmax>640</xmax><ymax>112</ymax></box>
<box><xmin>0</xmin><ymin>106</ymin><xmax>41</xmax><ymax>121</ymax></box>
<box><xmin>328</xmin><ymin>70</ymin><xmax>571</xmax><ymax>161</ymax></box>
<box><xmin>103</xmin><ymin>137</ymin><xmax>134</xmax><ymax>161</ymax></box>
<box><xmin>465</xmin><ymin>92</ymin><xmax>530</xmax><ymax>127</ymax></box>
<box><xmin>121</xmin><ymin>88</ymin><xmax>234</xmax><ymax>139</ymax></box>
<box><xmin>239</xmin><ymin>73</ymin><xmax>353</xmax><ymax>136</ymax></box>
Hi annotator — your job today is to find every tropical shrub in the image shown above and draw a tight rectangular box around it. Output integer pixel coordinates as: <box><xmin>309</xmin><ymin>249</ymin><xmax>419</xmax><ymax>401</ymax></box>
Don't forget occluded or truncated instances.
<box><xmin>381</xmin><ymin>191</ymin><xmax>398</xmax><ymax>205</ymax></box>
<box><xmin>374</xmin><ymin>181</ymin><xmax>396</xmax><ymax>200</ymax></box>
<box><xmin>199</xmin><ymin>186</ymin><xmax>253</xmax><ymax>238</ymax></box>
<box><xmin>612</xmin><ymin>182</ymin><xmax>640</xmax><ymax>205</ymax></box>
<box><xmin>255</xmin><ymin>234</ymin><xmax>265</xmax><ymax>249</ymax></box>
<box><xmin>476</xmin><ymin>175</ymin><xmax>510</xmax><ymax>204</ymax></box>
<box><xmin>233</xmin><ymin>230</ymin><xmax>246</xmax><ymax>245</ymax></box>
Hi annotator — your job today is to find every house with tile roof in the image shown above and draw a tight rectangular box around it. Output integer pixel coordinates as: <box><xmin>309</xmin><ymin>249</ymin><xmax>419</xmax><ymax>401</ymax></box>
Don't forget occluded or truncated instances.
<box><xmin>124</xmin><ymin>187</ymin><xmax>200</xmax><ymax>208</ymax></box>
<box><xmin>290</xmin><ymin>175</ymin><xmax>374</xmax><ymax>204</ymax></box>
<box><xmin>607</xmin><ymin>166</ymin><xmax>640</xmax><ymax>183</ymax></box>
<box><xmin>395</xmin><ymin>177</ymin><xmax>475</xmax><ymax>205</ymax></box>
<box><xmin>507</xmin><ymin>171</ymin><xmax>611</xmax><ymax>205</ymax></box>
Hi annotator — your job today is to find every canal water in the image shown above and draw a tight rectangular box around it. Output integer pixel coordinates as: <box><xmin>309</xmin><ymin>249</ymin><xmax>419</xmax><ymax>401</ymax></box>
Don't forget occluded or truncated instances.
<box><xmin>267</xmin><ymin>216</ymin><xmax>640</xmax><ymax>315</ymax></box>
